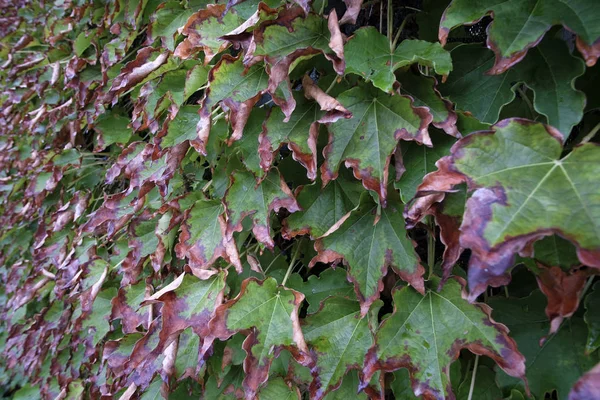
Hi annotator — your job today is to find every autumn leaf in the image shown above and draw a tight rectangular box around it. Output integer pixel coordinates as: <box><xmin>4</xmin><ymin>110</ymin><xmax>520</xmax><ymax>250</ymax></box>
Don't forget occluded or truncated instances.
<box><xmin>584</xmin><ymin>282</ymin><xmax>600</xmax><ymax>354</ymax></box>
<box><xmin>286</xmin><ymin>268</ymin><xmax>355</xmax><ymax>314</ymax></box>
<box><xmin>362</xmin><ymin>277</ymin><xmax>526</xmax><ymax>400</ymax></box>
<box><xmin>569</xmin><ymin>362</ymin><xmax>600</xmax><ymax>400</ymax></box>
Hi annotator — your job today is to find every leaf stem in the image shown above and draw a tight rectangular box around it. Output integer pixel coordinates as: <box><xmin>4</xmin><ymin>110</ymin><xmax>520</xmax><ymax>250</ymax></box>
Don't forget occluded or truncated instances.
<box><xmin>467</xmin><ymin>355</ymin><xmax>479</xmax><ymax>400</ymax></box>
<box><xmin>427</xmin><ymin>216</ymin><xmax>435</xmax><ymax>279</ymax></box>
<box><xmin>387</xmin><ymin>0</ymin><xmax>393</xmax><ymax>52</ymax></box>
<box><xmin>391</xmin><ymin>15</ymin><xmax>410</xmax><ymax>50</ymax></box>
<box><xmin>581</xmin><ymin>121</ymin><xmax>600</xmax><ymax>144</ymax></box>
<box><xmin>319</xmin><ymin>0</ymin><xmax>326</xmax><ymax>15</ymax></box>
<box><xmin>516</xmin><ymin>85</ymin><xmax>535</xmax><ymax>120</ymax></box>
<box><xmin>281</xmin><ymin>242</ymin><xmax>302</xmax><ymax>287</ymax></box>
<box><xmin>325</xmin><ymin>77</ymin><xmax>337</xmax><ymax>94</ymax></box>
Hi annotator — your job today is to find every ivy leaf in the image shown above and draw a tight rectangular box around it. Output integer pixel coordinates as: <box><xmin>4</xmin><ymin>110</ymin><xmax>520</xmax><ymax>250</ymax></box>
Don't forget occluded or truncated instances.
<box><xmin>175</xmin><ymin>199</ymin><xmax>243</xmax><ymax>275</ymax></box>
<box><xmin>310</xmin><ymin>192</ymin><xmax>425</xmax><ymax>314</ymax></box>
<box><xmin>230</xmin><ymin>107</ymin><xmax>267</xmax><ymax>179</ymax></box>
<box><xmin>282</xmin><ymin>172</ymin><xmax>362</xmax><ymax>240</ymax></box>
<box><xmin>207</xmin><ymin>277</ymin><xmax>311</xmax><ymax>398</ymax></box>
<box><xmin>345</xmin><ymin>27</ymin><xmax>452</xmax><ymax>93</ymax></box>
<box><xmin>362</xmin><ymin>277</ymin><xmax>526</xmax><ymax>400</ymax></box>
<box><xmin>286</xmin><ymin>268</ymin><xmax>355</xmax><ymax>314</ymax></box>
<box><xmin>436</xmin><ymin>118</ymin><xmax>600</xmax><ymax>299</ymax></box>
<box><xmin>302</xmin><ymin>297</ymin><xmax>380</xmax><ymax>399</ymax></box>
<box><xmin>148</xmin><ymin>1</ymin><xmax>195</xmax><ymax>51</ymax></box>
<box><xmin>224</xmin><ymin>169</ymin><xmax>300</xmax><ymax>249</ymax></box>
<box><xmin>439</xmin><ymin>0</ymin><xmax>600</xmax><ymax>73</ymax></box>
<box><xmin>584</xmin><ymin>282</ymin><xmax>600</xmax><ymax>354</ymax></box>
<box><xmin>160</xmin><ymin>105</ymin><xmax>201</xmax><ymax>148</ymax></box>
<box><xmin>322</xmin><ymin>84</ymin><xmax>432</xmax><ymax>206</ymax></box>
<box><xmin>175</xmin><ymin>4</ymin><xmax>243</xmax><ymax>63</ymax></box>
<box><xmin>569</xmin><ymin>363</ymin><xmax>600</xmax><ymax>400</ymax></box>
<box><xmin>397</xmin><ymin>71</ymin><xmax>459</xmax><ymax>137</ymax></box>
<box><xmin>490</xmin><ymin>291</ymin><xmax>599</xmax><ymax>400</ymax></box>
<box><xmin>196</xmin><ymin>55</ymin><xmax>268</xmax><ymax>155</ymax></box>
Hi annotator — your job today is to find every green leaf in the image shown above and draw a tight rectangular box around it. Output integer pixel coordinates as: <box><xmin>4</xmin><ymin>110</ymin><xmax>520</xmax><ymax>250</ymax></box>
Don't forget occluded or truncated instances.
<box><xmin>149</xmin><ymin>1</ymin><xmax>195</xmax><ymax>51</ymax></box>
<box><xmin>490</xmin><ymin>291</ymin><xmax>599</xmax><ymax>400</ymax></box>
<box><xmin>397</xmin><ymin>71</ymin><xmax>459</xmax><ymax>137</ymax></box>
<box><xmin>584</xmin><ymin>282</ymin><xmax>600</xmax><ymax>354</ymax></box>
<box><xmin>532</xmin><ymin>235</ymin><xmax>580</xmax><ymax>270</ymax></box>
<box><xmin>394</xmin><ymin>130</ymin><xmax>456</xmax><ymax>203</ymax></box>
<box><xmin>444</xmin><ymin>118</ymin><xmax>600</xmax><ymax>299</ymax></box>
<box><xmin>287</xmin><ymin>268</ymin><xmax>355</xmax><ymax>314</ymax></box>
<box><xmin>174</xmin><ymin>328</ymin><xmax>201</xmax><ymax>380</ymax></box>
<box><xmin>175</xmin><ymin>199</ymin><xmax>242</xmax><ymax>274</ymax></box>
<box><xmin>362</xmin><ymin>278</ymin><xmax>526</xmax><ymax>400</ymax></box>
<box><xmin>93</xmin><ymin>111</ymin><xmax>133</xmax><ymax>150</ymax></box>
<box><xmin>208</xmin><ymin>277</ymin><xmax>310</xmax><ymax>398</ymax></box>
<box><xmin>83</xmin><ymin>288</ymin><xmax>117</xmax><ymax>347</ymax></box>
<box><xmin>224</xmin><ymin>169</ymin><xmax>299</xmax><ymax>249</ymax></box>
<box><xmin>161</xmin><ymin>105</ymin><xmax>200</xmax><ymax>148</ymax></box>
<box><xmin>516</xmin><ymin>37</ymin><xmax>585</xmax><ymax>135</ymax></box>
<box><xmin>439</xmin><ymin>0</ymin><xmax>600</xmax><ymax>72</ymax></box>
<box><xmin>310</xmin><ymin>192</ymin><xmax>425</xmax><ymax>313</ymax></box>
<box><xmin>440</xmin><ymin>44</ymin><xmax>518</xmax><ymax>124</ymax></box>
<box><xmin>283</xmin><ymin>172</ymin><xmax>362</xmax><ymax>240</ymax></box>
<box><xmin>229</xmin><ymin>107</ymin><xmax>267</xmax><ymax>178</ymax></box>
<box><xmin>322</xmin><ymin>84</ymin><xmax>432</xmax><ymax>205</ymax></box>
<box><xmin>258</xmin><ymin>377</ymin><xmax>300</xmax><ymax>400</ymax></box>
<box><xmin>302</xmin><ymin>297</ymin><xmax>380</xmax><ymax>399</ymax></box>
<box><xmin>345</xmin><ymin>27</ymin><xmax>452</xmax><ymax>93</ymax></box>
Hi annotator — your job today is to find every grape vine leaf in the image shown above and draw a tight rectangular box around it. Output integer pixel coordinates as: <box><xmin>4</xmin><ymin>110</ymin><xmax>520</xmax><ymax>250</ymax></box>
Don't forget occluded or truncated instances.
<box><xmin>286</xmin><ymin>268</ymin><xmax>355</xmax><ymax>314</ymax></box>
<box><xmin>111</xmin><ymin>281</ymin><xmax>150</xmax><ymax>334</ymax></box>
<box><xmin>310</xmin><ymin>192</ymin><xmax>425</xmax><ymax>314</ymax></box>
<box><xmin>584</xmin><ymin>282</ymin><xmax>600</xmax><ymax>354</ymax></box>
<box><xmin>429</xmin><ymin>118</ymin><xmax>600</xmax><ymax>299</ymax></box>
<box><xmin>345</xmin><ymin>27</ymin><xmax>452</xmax><ymax>93</ymax></box>
<box><xmin>93</xmin><ymin>110</ymin><xmax>133</xmax><ymax>151</ymax></box>
<box><xmin>322</xmin><ymin>84</ymin><xmax>432</xmax><ymax>206</ymax></box>
<box><xmin>282</xmin><ymin>171</ymin><xmax>363</xmax><ymax>240</ymax></box>
<box><xmin>439</xmin><ymin>0</ymin><xmax>600</xmax><ymax>73</ymax></box>
<box><xmin>259</xmin><ymin>377</ymin><xmax>301</xmax><ymax>400</ymax></box>
<box><xmin>206</xmin><ymin>277</ymin><xmax>311</xmax><ymax>398</ymax></box>
<box><xmin>302</xmin><ymin>297</ymin><xmax>380</xmax><ymax>400</ymax></box>
<box><xmin>224</xmin><ymin>169</ymin><xmax>300</xmax><ymax>249</ymax></box>
<box><xmin>490</xmin><ymin>291</ymin><xmax>599</xmax><ymax>400</ymax></box>
<box><xmin>362</xmin><ymin>277</ymin><xmax>527</xmax><ymax>400</ymax></box>
<box><xmin>569</xmin><ymin>362</ymin><xmax>600</xmax><ymax>400</ymax></box>
<box><xmin>175</xmin><ymin>199</ymin><xmax>243</xmax><ymax>275</ymax></box>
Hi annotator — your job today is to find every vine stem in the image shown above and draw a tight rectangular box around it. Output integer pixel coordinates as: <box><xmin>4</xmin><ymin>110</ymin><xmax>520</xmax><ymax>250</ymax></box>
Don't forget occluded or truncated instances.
<box><xmin>391</xmin><ymin>15</ymin><xmax>409</xmax><ymax>50</ymax></box>
<box><xmin>281</xmin><ymin>243</ymin><xmax>302</xmax><ymax>287</ymax></box>
<box><xmin>387</xmin><ymin>0</ymin><xmax>393</xmax><ymax>52</ymax></box>
<box><xmin>467</xmin><ymin>355</ymin><xmax>480</xmax><ymax>400</ymax></box>
<box><xmin>516</xmin><ymin>85</ymin><xmax>536</xmax><ymax>119</ymax></box>
<box><xmin>581</xmin><ymin>121</ymin><xmax>600</xmax><ymax>144</ymax></box>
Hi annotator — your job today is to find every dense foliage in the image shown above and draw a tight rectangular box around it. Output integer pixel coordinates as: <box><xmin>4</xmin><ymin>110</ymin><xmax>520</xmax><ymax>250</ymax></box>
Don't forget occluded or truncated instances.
<box><xmin>1</xmin><ymin>0</ymin><xmax>600</xmax><ymax>399</ymax></box>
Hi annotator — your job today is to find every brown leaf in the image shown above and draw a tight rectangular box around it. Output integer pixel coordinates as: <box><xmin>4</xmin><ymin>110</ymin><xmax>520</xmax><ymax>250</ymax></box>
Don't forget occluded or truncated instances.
<box><xmin>102</xmin><ymin>47</ymin><xmax>168</xmax><ymax>106</ymax></box>
<box><xmin>576</xmin><ymin>36</ymin><xmax>600</xmax><ymax>67</ymax></box>
<box><xmin>339</xmin><ymin>0</ymin><xmax>362</xmax><ymax>25</ymax></box>
<box><xmin>569</xmin><ymin>362</ymin><xmax>600</xmax><ymax>400</ymax></box>
<box><xmin>535</xmin><ymin>264</ymin><xmax>588</xmax><ymax>334</ymax></box>
<box><xmin>301</xmin><ymin>75</ymin><xmax>351</xmax><ymax>122</ymax></box>
<box><xmin>175</xmin><ymin>4</ymin><xmax>230</xmax><ymax>64</ymax></box>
